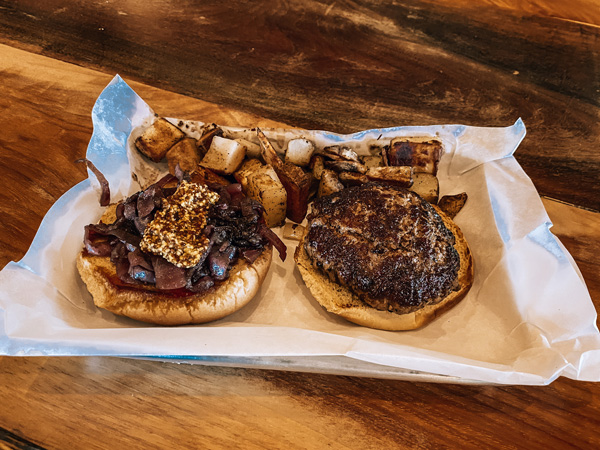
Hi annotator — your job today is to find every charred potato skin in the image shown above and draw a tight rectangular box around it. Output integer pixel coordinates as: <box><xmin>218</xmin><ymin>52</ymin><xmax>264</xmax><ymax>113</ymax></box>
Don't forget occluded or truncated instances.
<box><xmin>384</xmin><ymin>139</ymin><xmax>443</xmax><ymax>175</ymax></box>
<box><xmin>166</xmin><ymin>138</ymin><xmax>201</xmax><ymax>175</ymax></box>
<box><xmin>135</xmin><ymin>118</ymin><xmax>186</xmax><ymax>162</ymax></box>
<box><xmin>438</xmin><ymin>192</ymin><xmax>468</xmax><ymax>219</ymax></box>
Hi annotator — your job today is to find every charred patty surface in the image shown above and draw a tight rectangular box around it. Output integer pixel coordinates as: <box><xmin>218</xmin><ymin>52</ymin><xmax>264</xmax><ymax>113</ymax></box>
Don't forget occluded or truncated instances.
<box><xmin>304</xmin><ymin>183</ymin><xmax>460</xmax><ymax>313</ymax></box>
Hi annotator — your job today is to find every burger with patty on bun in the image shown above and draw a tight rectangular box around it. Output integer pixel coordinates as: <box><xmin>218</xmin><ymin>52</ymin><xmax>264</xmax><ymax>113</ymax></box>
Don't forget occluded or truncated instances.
<box><xmin>294</xmin><ymin>182</ymin><xmax>473</xmax><ymax>331</ymax></box>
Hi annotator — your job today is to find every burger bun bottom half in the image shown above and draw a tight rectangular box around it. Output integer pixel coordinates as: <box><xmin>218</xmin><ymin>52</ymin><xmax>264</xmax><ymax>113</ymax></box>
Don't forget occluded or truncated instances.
<box><xmin>294</xmin><ymin>206</ymin><xmax>473</xmax><ymax>331</ymax></box>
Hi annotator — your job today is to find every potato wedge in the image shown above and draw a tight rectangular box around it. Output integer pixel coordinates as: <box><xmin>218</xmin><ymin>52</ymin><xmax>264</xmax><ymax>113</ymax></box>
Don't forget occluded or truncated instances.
<box><xmin>325</xmin><ymin>160</ymin><xmax>368</xmax><ymax>174</ymax></box>
<box><xmin>200</xmin><ymin>135</ymin><xmax>247</xmax><ymax>175</ymax></box>
<box><xmin>366</xmin><ymin>166</ymin><xmax>413</xmax><ymax>187</ymax></box>
<box><xmin>257</xmin><ymin>128</ymin><xmax>311</xmax><ymax>223</ymax></box>
<box><xmin>166</xmin><ymin>138</ymin><xmax>201</xmax><ymax>175</ymax></box>
<box><xmin>438</xmin><ymin>192</ymin><xmax>468</xmax><ymax>218</ymax></box>
<box><xmin>135</xmin><ymin>118</ymin><xmax>185</xmax><ymax>162</ymax></box>
<box><xmin>409</xmin><ymin>172</ymin><xmax>439</xmax><ymax>204</ymax></box>
<box><xmin>338</xmin><ymin>171</ymin><xmax>368</xmax><ymax>186</ymax></box>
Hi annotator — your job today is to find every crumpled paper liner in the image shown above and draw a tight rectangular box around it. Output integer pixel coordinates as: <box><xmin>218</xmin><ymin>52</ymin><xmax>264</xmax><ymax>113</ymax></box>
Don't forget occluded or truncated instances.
<box><xmin>1</xmin><ymin>75</ymin><xmax>598</xmax><ymax>385</ymax></box>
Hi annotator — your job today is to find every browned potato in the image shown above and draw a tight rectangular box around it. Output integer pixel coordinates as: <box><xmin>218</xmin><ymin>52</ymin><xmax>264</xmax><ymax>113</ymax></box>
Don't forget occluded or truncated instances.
<box><xmin>257</xmin><ymin>128</ymin><xmax>311</xmax><ymax>223</ymax></box>
<box><xmin>366</xmin><ymin>166</ymin><xmax>413</xmax><ymax>187</ymax></box>
<box><xmin>338</xmin><ymin>171</ymin><xmax>368</xmax><ymax>186</ymax></box>
<box><xmin>322</xmin><ymin>145</ymin><xmax>360</xmax><ymax>162</ymax></box>
<box><xmin>235</xmin><ymin>138</ymin><xmax>262</xmax><ymax>159</ymax></box>
<box><xmin>234</xmin><ymin>159</ymin><xmax>287</xmax><ymax>227</ymax></box>
<box><xmin>197</xmin><ymin>124</ymin><xmax>222</xmax><ymax>156</ymax></box>
<box><xmin>233</xmin><ymin>158</ymin><xmax>263</xmax><ymax>186</ymax></box>
<box><xmin>200</xmin><ymin>136</ymin><xmax>247</xmax><ymax>175</ymax></box>
<box><xmin>309</xmin><ymin>154</ymin><xmax>325</xmax><ymax>180</ymax></box>
<box><xmin>246</xmin><ymin>172</ymin><xmax>287</xmax><ymax>227</ymax></box>
<box><xmin>438</xmin><ymin>192</ymin><xmax>468</xmax><ymax>218</ymax></box>
<box><xmin>318</xmin><ymin>169</ymin><xmax>344</xmax><ymax>198</ymax></box>
<box><xmin>285</xmin><ymin>138</ymin><xmax>315</xmax><ymax>167</ymax></box>
<box><xmin>135</xmin><ymin>118</ymin><xmax>185</xmax><ymax>162</ymax></box>
<box><xmin>409</xmin><ymin>172</ymin><xmax>439</xmax><ymax>203</ymax></box>
<box><xmin>325</xmin><ymin>160</ymin><xmax>368</xmax><ymax>174</ymax></box>
<box><xmin>384</xmin><ymin>138</ymin><xmax>442</xmax><ymax>175</ymax></box>
<box><xmin>166</xmin><ymin>138</ymin><xmax>201</xmax><ymax>175</ymax></box>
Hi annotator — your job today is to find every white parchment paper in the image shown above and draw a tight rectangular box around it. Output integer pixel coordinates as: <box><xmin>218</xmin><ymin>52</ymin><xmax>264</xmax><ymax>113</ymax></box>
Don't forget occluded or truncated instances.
<box><xmin>1</xmin><ymin>75</ymin><xmax>599</xmax><ymax>385</ymax></box>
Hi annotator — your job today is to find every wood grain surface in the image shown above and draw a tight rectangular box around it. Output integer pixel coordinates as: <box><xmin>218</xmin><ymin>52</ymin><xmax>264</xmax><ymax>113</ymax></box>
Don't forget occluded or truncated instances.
<box><xmin>0</xmin><ymin>0</ymin><xmax>598</xmax><ymax>210</ymax></box>
<box><xmin>1</xmin><ymin>1</ymin><xmax>600</xmax><ymax>449</ymax></box>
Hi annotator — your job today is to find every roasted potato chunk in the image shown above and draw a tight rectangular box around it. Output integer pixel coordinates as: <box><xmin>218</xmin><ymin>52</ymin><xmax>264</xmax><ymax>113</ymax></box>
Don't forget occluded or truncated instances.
<box><xmin>233</xmin><ymin>158</ymin><xmax>264</xmax><ymax>186</ymax></box>
<box><xmin>166</xmin><ymin>138</ymin><xmax>201</xmax><ymax>175</ymax></box>
<box><xmin>200</xmin><ymin>136</ymin><xmax>247</xmax><ymax>175</ymax></box>
<box><xmin>384</xmin><ymin>138</ymin><xmax>442</xmax><ymax>175</ymax></box>
<box><xmin>309</xmin><ymin>154</ymin><xmax>325</xmax><ymax>180</ymax></box>
<box><xmin>438</xmin><ymin>192</ymin><xmax>468</xmax><ymax>218</ymax></box>
<box><xmin>325</xmin><ymin>160</ymin><xmax>368</xmax><ymax>174</ymax></box>
<box><xmin>409</xmin><ymin>172</ymin><xmax>439</xmax><ymax>204</ymax></box>
<box><xmin>246</xmin><ymin>172</ymin><xmax>287</xmax><ymax>227</ymax></box>
<box><xmin>285</xmin><ymin>138</ymin><xmax>315</xmax><ymax>167</ymax></box>
<box><xmin>236</xmin><ymin>138</ymin><xmax>262</xmax><ymax>159</ymax></box>
<box><xmin>235</xmin><ymin>159</ymin><xmax>287</xmax><ymax>227</ymax></box>
<box><xmin>197</xmin><ymin>124</ymin><xmax>222</xmax><ymax>156</ymax></box>
<box><xmin>135</xmin><ymin>118</ymin><xmax>185</xmax><ymax>162</ymax></box>
<box><xmin>190</xmin><ymin>166</ymin><xmax>230</xmax><ymax>186</ymax></box>
<box><xmin>318</xmin><ymin>169</ymin><xmax>344</xmax><ymax>198</ymax></box>
<box><xmin>362</xmin><ymin>155</ymin><xmax>382</xmax><ymax>170</ymax></box>
<box><xmin>322</xmin><ymin>145</ymin><xmax>360</xmax><ymax>162</ymax></box>
<box><xmin>257</xmin><ymin>128</ymin><xmax>311</xmax><ymax>223</ymax></box>
<box><xmin>338</xmin><ymin>171</ymin><xmax>368</xmax><ymax>186</ymax></box>
<box><xmin>366</xmin><ymin>166</ymin><xmax>413</xmax><ymax>187</ymax></box>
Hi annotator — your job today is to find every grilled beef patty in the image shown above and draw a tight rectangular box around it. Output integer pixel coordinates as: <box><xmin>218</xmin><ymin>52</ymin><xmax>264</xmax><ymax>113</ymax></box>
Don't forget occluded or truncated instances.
<box><xmin>304</xmin><ymin>183</ymin><xmax>460</xmax><ymax>313</ymax></box>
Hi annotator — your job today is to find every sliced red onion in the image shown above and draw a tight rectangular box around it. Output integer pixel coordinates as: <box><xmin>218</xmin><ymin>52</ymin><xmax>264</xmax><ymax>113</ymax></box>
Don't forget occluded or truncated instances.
<box><xmin>76</xmin><ymin>158</ymin><xmax>110</xmax><ymax>206</ymax></box>
<box><xmin>152</xmin><ymin>257</ymin><xmax>188</xmax><ymax>290</ymax></box>
<box><xmin>258</xmin><ymin>223</ymin><xmax>287</xmax><ymax>261</ymax></box>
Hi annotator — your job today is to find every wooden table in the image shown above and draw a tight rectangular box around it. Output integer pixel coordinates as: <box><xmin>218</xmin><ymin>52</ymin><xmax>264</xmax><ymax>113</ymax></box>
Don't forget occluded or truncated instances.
<box><xmin>1</xmin><ymin>1</ymin><xmax>599</xmax><ymax>448</ymax></box>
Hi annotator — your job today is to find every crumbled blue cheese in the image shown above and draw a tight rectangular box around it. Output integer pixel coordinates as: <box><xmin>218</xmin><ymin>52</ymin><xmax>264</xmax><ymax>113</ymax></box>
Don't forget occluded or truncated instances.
<box><xmin>140</xmin><ymin>181</ymin><xmax>219</xmax><ymax>268</ymax></box>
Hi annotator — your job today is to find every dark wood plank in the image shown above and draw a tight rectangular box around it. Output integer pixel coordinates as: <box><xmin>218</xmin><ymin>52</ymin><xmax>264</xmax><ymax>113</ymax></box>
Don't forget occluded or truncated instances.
<box><xmin>0</xmin><ymin>427</ymin><xmax>46</xmax><ymax>450</ymax></box>
<box><xmin>1</xmin><ymin>356</ymin><xmax>600</xmax><ymax>449</ymax></box>
<box><xmin>0</xmin><ymin>0</ymin><xmax>598</xmax><ymax>209</ymax></box>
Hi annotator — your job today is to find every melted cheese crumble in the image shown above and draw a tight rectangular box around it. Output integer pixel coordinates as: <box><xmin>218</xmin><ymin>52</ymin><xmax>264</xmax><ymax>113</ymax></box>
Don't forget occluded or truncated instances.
<box><xmin>140</xmin><ymin>181</ymin><xmax>220</xmax><ymax>268</ymax></box>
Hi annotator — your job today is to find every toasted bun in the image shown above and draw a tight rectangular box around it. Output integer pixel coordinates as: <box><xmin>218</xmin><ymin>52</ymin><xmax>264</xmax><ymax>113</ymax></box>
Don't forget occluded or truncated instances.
<box><xmin>294</xmin><ymin>205</ymin><xmax>473</xmax><ymax>331</ymax></box>
<box><xmin>78</xmin><ymin>205</ymin><xmax>272</xmax><ymax>326</ymax></box>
